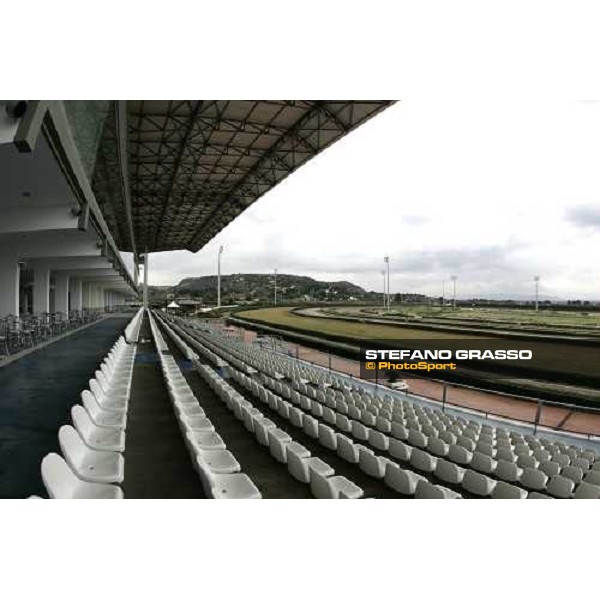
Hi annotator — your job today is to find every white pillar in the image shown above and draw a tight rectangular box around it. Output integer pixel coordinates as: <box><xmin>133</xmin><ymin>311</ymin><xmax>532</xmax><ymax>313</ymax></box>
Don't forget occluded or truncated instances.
<box><xmin>82</xmin><ymin>282</ymin><xmax>91</xmax><ymax>309</ymax></box>
<box><xmin>54</xmin><ymin>273</ymin><xmax>69</xmax><ymax>315</ymax></box>
<box><xmin>70</xmin><ymin>278</ymin><xmax>83</xmax><ymax>312</ymax></box>
<box><xmin>143</xmin><ymin>252</ymin><xmax>149</xmax><ymax>308</ymax></box>
<box><xmin>0</xmin><ymin>253</ymin><xmax>20</xmax><ymax>317</ymax></box>
<box><xmin>33</xmin><ymin>264</ymin><xmax>51</xmax><ymax>314</ymax></box>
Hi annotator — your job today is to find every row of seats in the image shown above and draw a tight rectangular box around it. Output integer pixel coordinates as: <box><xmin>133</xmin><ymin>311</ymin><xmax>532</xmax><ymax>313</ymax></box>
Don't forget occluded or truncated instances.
<box><xmin>34</xmin><ymin>318</ymin><xmax>139</xmax><ymax>499</ymax></box>
<box><xmin>124</xmin><ymin>307</ymin><xmax>144</xmax><ymax>344</ymax></box>
<box><xmin>227</xmin><ymin>364</ymin><xmax>462</xmax><ymax>499</ymax></box>
<box><xmin>194</xmin><ymin>322</ymin><xmax>598</xmax><ymax>469</ymax></box>
<box><xmin>149</xmin><ymin>311</ymin><xmax>261</xmax><ymax>499</ymax></box>
<box><xmin>194</xmin><ymin>360</ymin><xmax>364</xmax><ymax>499</ymax></box>
<box><xmin>172</xmin><ymin>317</ymin><xmax>600</xmax><ymax>499</ymax></box>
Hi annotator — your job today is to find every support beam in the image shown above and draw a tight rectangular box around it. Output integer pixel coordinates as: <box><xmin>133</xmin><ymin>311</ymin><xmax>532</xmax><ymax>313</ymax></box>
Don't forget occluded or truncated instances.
<box><xmin>143</xmin><ymin>252</ymin><xmax>149</xmax><ymax>309</ymax></box>
<box><xmin>0</xmin><ymin>252</ymin><xmax>20</xmax><ymax>317</ymax></box>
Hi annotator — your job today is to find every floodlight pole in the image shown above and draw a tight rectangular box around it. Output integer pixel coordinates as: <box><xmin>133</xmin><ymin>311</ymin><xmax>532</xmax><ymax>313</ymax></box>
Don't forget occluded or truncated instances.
<box><xmin>534</xmin><ymin>275</ymin><xmax>540</xmax><ymax>311</ymax></box>
<box><xmin>381</xmin><ymin>270</ymin><xmax>386</xmax><ymax>309</ymax></box>
<box><xmin>217</xmin><ymin>245</ymin><xmax>224</xmax><ymax>308</ymax></box>
<box><xmin>451</xmin><ymin>275</ymin><xmax>457</xmax><ymax>310</ymax></box>
<box><xmin>274</xmin><ymin>268</ymin><xmax>278</xmax><ymax>306</ymax></box>
<box><xmin>442</xmin><ymin>280</ymin><xmax>446</xmax><ymax>308</ymax></box>
<box><xmin>384</xmin><ymin>256</ymin><xmax>390</xmax><ymax>312</ymax></box>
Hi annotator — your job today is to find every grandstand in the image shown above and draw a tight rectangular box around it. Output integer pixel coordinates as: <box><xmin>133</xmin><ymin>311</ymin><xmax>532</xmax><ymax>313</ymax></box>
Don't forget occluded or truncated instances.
<box><xmin>1</xmin><ymin>100</ymin><xmax>599</xmax><ymax>499</ymax></box>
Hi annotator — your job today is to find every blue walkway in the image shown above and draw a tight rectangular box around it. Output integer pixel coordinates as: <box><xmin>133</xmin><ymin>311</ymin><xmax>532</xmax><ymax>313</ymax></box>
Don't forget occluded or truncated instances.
<box><xmin>0</xmin><ymin>317</ymin><xmax>129</xmax><ymax>498</ymax></box>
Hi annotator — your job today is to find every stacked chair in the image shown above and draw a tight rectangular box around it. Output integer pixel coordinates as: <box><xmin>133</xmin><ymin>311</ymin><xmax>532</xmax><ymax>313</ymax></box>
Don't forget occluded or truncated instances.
<box><xmin>34</xmin><ymin>313</ymin><xmax>140</xmax><ymax>499</ymax></box>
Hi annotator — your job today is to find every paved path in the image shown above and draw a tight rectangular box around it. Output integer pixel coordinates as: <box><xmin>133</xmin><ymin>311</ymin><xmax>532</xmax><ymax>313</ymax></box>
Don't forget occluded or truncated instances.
<box><xmin>0</xmin><ymin>317</ymin><xmax>129</xmax><ymax>498</ymax></box>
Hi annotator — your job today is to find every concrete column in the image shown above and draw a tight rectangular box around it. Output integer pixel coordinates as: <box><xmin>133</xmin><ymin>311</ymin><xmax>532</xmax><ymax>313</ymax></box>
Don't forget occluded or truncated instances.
<box><xmin>70</xmin><ymin>278</ymin><xmax>82</xmax><ymax>311</ymax></box>
<box><xmin>82</xmin><ymin>282</ymin><xmax>91</xmax><ymax>309</ymax></box>
<box><xmin>143</xmin><ymin>252</ymin><xmax>149</xmax><ymax>308</ymax></box>
<box><xmin>0</xmin><ymin>253</ymin><xmax>20</xmax><ymax>317</ymax></box>
<box><xmin>33</xmin><ymin>264</ymin><xmax>51</xmax><ymax>315</ymax></box>
<box><xmin>54</xmin><ymin>273</ymin><xmax>70</xmax><ymax>315</ymax></box>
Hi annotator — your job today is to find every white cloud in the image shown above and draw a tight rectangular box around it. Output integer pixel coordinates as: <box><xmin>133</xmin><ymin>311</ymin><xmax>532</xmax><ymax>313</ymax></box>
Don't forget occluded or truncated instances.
<box><xmin>147</xmin><ymin>99</ymin><xmax>600</xmax><ymax>300</ymax></box>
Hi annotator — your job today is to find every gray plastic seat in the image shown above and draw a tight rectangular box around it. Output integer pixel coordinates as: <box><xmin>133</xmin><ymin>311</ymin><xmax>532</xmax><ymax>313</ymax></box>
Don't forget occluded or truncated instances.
<box><xmin>520</xmin><ymin>467</ymin><xmax>548</xmax><ymax>491</ymax></box>
<box><xmin>389</xmin><ymin>438</ymin><xmax>412</xmax><ymax>462</ymax></box>
<box><xmin>471</xmin><ymin>451</ymin><xmax>496</xmax><ymax>474</ymax></box>
<box><xmin>337</xmin><ymin>434</ymin><xmax>360</xmax><ymax>464</ymax></box>
<box><xmin>358</xmin><ymin>447</ymin><xmax>389</xmax><ymax>478</ymax></box>
<box><xmin>573</xmin><ymin>481</ymin><xmax>600</xmax><ymax>499</ymax></box>
<box><xmin>415</xmin><ymin>480</ymin><xmax>461</xmax><ymax>499</ymax></box>
<box><xmin>538</xmin><ymin>461</ymin><xmax>560</xmax><ymax>478</ymax></box>
<box><xmin>462</xmin><ymin>469</ymin><xmax>496</xmax><ymax>497</ymax></box>
<box><xmin>384</xmin><ymin>462</ymin><xmax>426</xmax><ymax>495</ymax></box>
<box><xmin>491</xmin><ymin>480</ymin><xmax>527</xmax><ymax>499</ymax></box>
<box><xmin>494</xmin><ymin>459</ymin><xmax>522</xmax><ymax>483</ymax></box>
<box><xmin>561</xmin><ymin>465</ymin><xmax>584</xmax><ymax>484</ymax></box>
<box><xmin>427</xmin><ymin>437</ymin><xmax>449</xmax><ymax>457</ymax></box>
<box><xmin>434</xmin><ymin>458</ymin><xmax>465</xmax><ymax>485</ymax></box>
<box><xmin>409</xmin><ymin>448</ymin><xmax>437</xmax><ymax>473</ymax></box>
<box><xmin>318</xmin><ymin>424</ymin><xmax>338</xmax><ymax>451</ymax></box>
<box><xmin>447</xmin><ymin>444</ymin><xmax>473</xmax><ymax>466</ymax></box>
<box><xmin>546</xmin><ymin>475</ymin><xmax>575</xmax><ymax>499</ymax></box>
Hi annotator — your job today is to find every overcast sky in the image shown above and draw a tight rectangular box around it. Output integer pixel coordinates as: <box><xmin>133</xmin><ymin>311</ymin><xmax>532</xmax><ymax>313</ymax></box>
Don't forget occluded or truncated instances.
<box><xmin>126</xmin><ymin>98</ymin><xmax>600</xmax><ymax>300</ymax></box>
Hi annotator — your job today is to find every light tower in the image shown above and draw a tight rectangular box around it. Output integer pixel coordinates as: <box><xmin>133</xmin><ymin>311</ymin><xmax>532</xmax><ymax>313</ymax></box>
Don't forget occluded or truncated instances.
<box><xmin>381</xmin><ymin>270</ymin><xmax>386</xmax><ymax>309</ymax></box>
<box><xmin>534</xmin><ymin>275</ymin><xmax>540</xmax><ymax>311</ymax></box>
<box><xmin>442</xmin><ymin>280</ymin><xmax>446</xmax><ymax>308</ymax></box>
<box><xmin>217</xmin><ymin>245</ymin><xmax>224</xmax><ymax>308</ymax></box>
<box><xmin>384</xmin><ymin>255</ymin><xmax>390</xmax><ymax>312</ymax></box>
<box><xmin>274</xmin><ymin>268</ymin><xmax>278</xmax><ymax>305</ymax></box>
<box><xmin>451</xmin><ymin>275</ymin><xmax>457</xmax><ymax>310</ymax></box>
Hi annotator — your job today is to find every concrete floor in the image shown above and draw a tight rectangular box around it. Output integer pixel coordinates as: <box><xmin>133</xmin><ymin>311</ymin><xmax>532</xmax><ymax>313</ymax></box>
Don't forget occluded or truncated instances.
<box><xmin>123</xmin><ymin>316</ymin><xmax>205</xmax><ymax>499</ymax></box>
<box><xmin>0</xmin><ymin>317</ymin><xmax>129</xmax><ymax>498</ymax></box>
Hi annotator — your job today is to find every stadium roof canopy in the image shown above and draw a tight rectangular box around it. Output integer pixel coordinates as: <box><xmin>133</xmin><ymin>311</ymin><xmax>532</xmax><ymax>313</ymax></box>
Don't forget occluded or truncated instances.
<box><xmin>97</xmin><ymin>101</ymin><xmax>395</xmax><ymax>254</ymax></box>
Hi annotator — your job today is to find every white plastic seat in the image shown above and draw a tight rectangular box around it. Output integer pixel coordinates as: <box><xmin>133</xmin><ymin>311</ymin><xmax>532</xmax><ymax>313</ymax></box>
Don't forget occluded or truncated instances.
<box><xmin>546</xmin><ymin>475</ymin><xmax>575</xmax><ymax>499</ymax></box>
<box><xmin>527</xmin><ymin>491</ymin><xmax>552</xmax><ymax>499</ymax></box>
<box><xmin>196</xmin><ymin>449</ymin><xmax>240</xmax><ymax>474</ymax></box>
<box><xmin>391</xmin><ymin>422</ymin><xmax>409</xmax><ymax>441</ymax></box>
<box><xmin>384</xmin><ymin>462</ymin><xmax>426</xmax><ymax>495</ymax></box>
<box><xmin>71</xmin><ymin>406</ymin><xmax>125</xmax><ymax>452</ymax></box>
<box><xmin>268</xmin><ymin>428</ymin><xmax>292</xmax><ymax>463</ymax></box>
<box><xmin>208</xmin><ymin>473</ymin><xmax>262</xmax><ymax>499</ymax></box>
<box><xmin>82</xmin><ymin>394</ymin><xmax>127</xmax><ymax>429</ymax></box>
<box><xmin>303</xmin><ymin>415</ymin><xmax>319</xmax><ymax>438</ymax></box>
<box><xmin>376</xmin><ymin>416</ymin><xmax>392</xmax><ymax>433</ymax></box>
<box><xmin>427</xmin><ymin>437</ymin><xmax>449</xmax><ymax>457</ymax></box>
<box><xmin>409</xmin><ymin>448</ymin><xmax>437</xmax><ymax>473</ymax></box>
<box><xmin>336</xmin><ymin>414</ymin><xmax>352</xmax><ymax>432</ymax></box>
<box><xmin>538</xmin><ymin>461</ymin><xmax>560</xmax><ymax>478</ymax></box>
<box><xmin>434</xmin><ymin>458</ymin><xmax>465</xmax><ymax>485</ymax></box>
<box><xmin>186</xmin><ymin>430</ymin><xmax>226</xmax><ymax>452</ymax></box>
<box><xmin>254</xmin><ymin>417</ymin><xmax>277</xmax><ymax>445</ymax></box>
<box><xmin>471</xmin><ymin>451</ymin><xmax>497</xmax><ymax>475</ymax></box>
<box><xmin>181</xmin><ymin>415</ymin><xmax>213</xmax><ymax>432</ymax></box>
<box><xmin>583</xmin><ymin>470</ymin><xmax>600</xmax><ymax>486</ymax></box>
<box><xmin>318</xmin><ymin>424</ymin><xmax>338</xmax><ymax>451</ymax></box>
<box><xmin>560</xmin><ymin>465</ymin><xmax>584</xmax><ymax>484</ymax></box>
<box><xmin>389</xmin><ymin>438</ymin><xmax>412</xmax><ymax>462</ymax></box>
<box><xmin>351</xmin><ymin>421</ymin><xmax>370</xmax><ymax>441</ymax></box>
<box><xmin>494</xmin><ymin>459</ymin><xmax>522</xmax><ymax>483</ymax></box>
<box><xmin>495</xmin><ymin>447</ymin><xmax>517</xmax><ymax>463</ymax></box>
<box><xmin>517</xmin><ymin>454</ymin><xmax>538</xmax><ymax>469</ymax></box>
<box><xmin>41</xmin><ymin>454</ymin><xmax>123</xmax><ymax>499</ymax></box>
<box><xmin>358</xmin><ymin>447</ymin><xmax>389</xmax><ymax>478</ymax></box>
<box><xmin>447</xmin><ymin>444</ymin><xmax>473</xmax><ymax>466</ymax></box>
<box><xmin>337</xmin><ymin>435</ymin><xmax>360</xmax><ymax>464</ymax></box>
<box><xmin>88</xmin><ymin>381</ymin><xmax>127</xmax><ymax>411</ymax></box>
<box><xmin>462</xmin><ymin>469</ymin><xmax>496</xmax><ymax>497</ymax></box>
<box><xmin>287</xmin><ymin>443</ymin><xmax>312</xmax><ymax>482</ymax></box>
<box><xmin>323</xmin><ymin>407</ymin><xmax>337</xmax><ymax>425</ymax></box>
<box><xmin>573</xmin><ymin>481</ymin><xmax>600</xmax><ymax>499</ymax></box>
<box><xmin>415</xmin><ymin>480</ymin><xmax>461</xmax><ymax>499</ymax></box>
<box><xmin>368</xmin><ymin>430</ymin><xmax>389</xmax><ymax>451</ymax></box>
<box><xmin>520</xmin><ymin>467</ymin><xmax>548</xmax><ymax>491</ymax></box>
<box><xmin>408</xmin><ymin>429</ymin><xmax>428</xmax><ymax>448</ymax></box>
<box><xmin>289</xmin><ymin>407</ymin><xmax>304</xmax><ymax>428</ymax></box>
<box><xmin>58</xmin><ymin>425</ymin><xmax>124</xmax><ymax>484</ymax></box>
<box><xmin>310</xmin><ymin>471</ymin><xmax>364</xmax><ymax>499</ymax></box>
<box><xmin>491</xmin><ymin>480</ymin><xmax>527</xmax><ymax>499</ymax></box>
